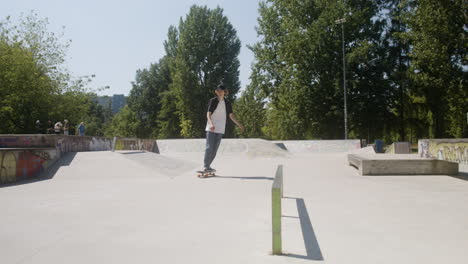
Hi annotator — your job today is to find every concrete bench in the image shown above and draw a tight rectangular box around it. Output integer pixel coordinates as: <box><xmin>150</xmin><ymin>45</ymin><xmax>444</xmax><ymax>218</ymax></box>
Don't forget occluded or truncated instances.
<box><xmin>348</xmin><ymin>153</ymin><xmax>459</xmax><ymax>175</ymax></box>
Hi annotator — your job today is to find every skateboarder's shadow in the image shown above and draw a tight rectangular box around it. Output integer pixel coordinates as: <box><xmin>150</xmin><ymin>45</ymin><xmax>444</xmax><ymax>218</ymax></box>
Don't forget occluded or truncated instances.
<box><xmin>213</xmin><ymin>175</ymin><xmax>274</xmax><ymax>180</ymax></box>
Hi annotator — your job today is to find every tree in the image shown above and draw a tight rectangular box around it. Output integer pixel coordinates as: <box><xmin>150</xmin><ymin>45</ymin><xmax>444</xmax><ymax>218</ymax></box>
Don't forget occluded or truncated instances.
<box><xmin>104</xmin><ymin>105</ymin><xmax>139</xmax><ymax>137</ymax></box>
<box><xmin>128</xmin><ymin>6</ymin><xmax>242</xmax><ymax>139</ymax></box>
<box><xmin>234</xmin><ymin>83</ymin><xmax>266</xmax><ymax>138</ymax></box>
<box><xmin>0</xmin><ymin>12</ymin><xmax>109</xmax><ymax>135</ymax></box>
<box><xmin>0</xmin><ymin>40</ymin><xmax>54</xmax><ymax>133</ymax></box>
<box><xmin>128</xmin><ymin>34</ymin><xmax>177</xmax><ymax>139</ymax></box>
<box><xmin>403</xmin><ymin>0</ymin><xmax>467</xmax><ymax>138</ymax></box>
<box><xmin>250</xmin><ymin>0</ymin><xmax>388</xmax><ymax>140</ymax></box>
<box><xmin>379</xmin><ymin>0</ymin><xmax>412</xmax><ymax>142</ymax></box>
<box><xmin>157</xmin><ymin>27</ymin><xmax>180</xmax><ymax>139</ymax></box>
<box><xmin>171</xmin><ymin>5</ymin><xmax>241</xmax><ymax>138</ymax></box>
<box><xmin>128</xmin><ymin>62</ymin><xmax>164</xmax><ymax>138</ymax></box>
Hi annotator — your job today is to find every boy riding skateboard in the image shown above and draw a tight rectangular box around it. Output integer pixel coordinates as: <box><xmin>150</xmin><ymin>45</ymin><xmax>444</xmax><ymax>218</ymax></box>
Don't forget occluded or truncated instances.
<box><xmin>199</xmin><ymin>84</ymin><xmax>244</xmax><ymax>177</ymax></box>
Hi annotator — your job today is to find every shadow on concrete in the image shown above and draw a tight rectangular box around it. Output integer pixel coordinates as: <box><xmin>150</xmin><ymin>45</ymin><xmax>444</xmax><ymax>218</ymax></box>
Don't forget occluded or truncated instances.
<box><xmin>211</xmin><ymin>175</ymin><xmax>274</xmax><ymax>181</ymax></box>
<box><xmin>282</xmin><ymin>215</ymin><xmax>299</xmax><ymax>219</ymax></box>
<box><xmin>275</xmin><ymin>142</ymin><xmax>288</xmax><ymax>151</ymax></box>
<box><xmin>0</xmin><ymin>152</ymin><xmax>76</xmax><ymax>188</ymax></box>
<box><xmin>449</xmin><ymin>171</ymin><xmax>468</xmax><ymax>181</ymax></box>
<box><xmin>118</xmin><ymin>151</ymin><xmax>147</xmax><ymax>155</ymax></box>
<box><xmin>283</xmin><ymin>197</ymin><xmax>324</xmax><ymax>261</ymax></box>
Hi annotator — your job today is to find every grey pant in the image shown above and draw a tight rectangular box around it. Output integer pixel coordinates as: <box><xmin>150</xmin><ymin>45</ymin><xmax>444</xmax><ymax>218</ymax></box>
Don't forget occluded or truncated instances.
<box><xmin>204</xmin><ymin>131</ymin><xmax>223</xmax><ymax>168</ymax></box>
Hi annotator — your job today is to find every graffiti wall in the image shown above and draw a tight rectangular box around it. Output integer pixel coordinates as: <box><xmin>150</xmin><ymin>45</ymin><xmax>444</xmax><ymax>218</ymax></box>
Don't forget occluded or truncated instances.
<box><xmin>0</xmin><ymin>135</ymin><xmax>159</xmax><ymax>155</ymax></box>
<box><xmin>0</xmin><ymin>148</ymin><xmax>58</xmax><ymax>184</ymax></box>
<box><xmin>0</xmin><ymin>135</ymin><xmax>55</xmax><ymax>148</ymax></box>
<box><xmin>113</xmin><ymin>138</ymin><xmax>159</xmax><ymax>153</ymax></box>
<box><xmin>0</xmin><ymin>135</ymin><xmax>159</xmax><ymax>184</ymax></box>
<box><xmin>419</xmin><ymin>139</ymin><xmax>468</xmax><ymax>164</ymax></box>
<box><xmin>55</xmin><ymin>136</ymin><xmax>113</xmax><ymax>155</ymax></box>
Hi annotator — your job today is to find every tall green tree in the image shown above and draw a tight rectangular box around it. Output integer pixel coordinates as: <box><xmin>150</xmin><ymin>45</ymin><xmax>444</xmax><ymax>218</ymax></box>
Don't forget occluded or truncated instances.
<box><xmin>403</xmin><ymin>0</ymin><xmax>467</xmax><ymax>138</ymax></box>
<box><xmin>128</xmin><ymin>62</ymin><xmax>164</xmax><ymax>138</ymax></box>
<box><xmin>128</xmin><ymin>26</ymin><xmax>177</xmax><ymax>139</ymax></box>
<box><xmin>0</xmin><ymin>13</ymin><xmax>68</xmax><ymax>133</ymax></box>
<box><xmin>0</xmin><ymin>40</ymin><xmax>54</xmax><ymax>133</ymax></box>
<box><xmin>234</xmin><ymin>82</ymin><xmax>266</xmax><ymax>138</ymax></box>
<box><xmin>380</xmin><ymin>0</ymin><xmax>412</xmax><ymax>142</ymax></box>
<box><xmin>157</xmin><ymin>26</ymin><xmax>180</xmax><ymax>138</ymax></box>
<box><xmin>0</xmin><ymin>12</ymin><xmax>110</xmax><ymax>135</ymax></box>
<box><xmin>171</xmin><ymin>5</ymin><xmax>241</xmax><ymax>138</ymax></box>
<box><xmin>250</xmin><ymin>0</ymin><xmax>388</xmax><ymax>140</ymax></box>
<box><xmin>104</xmin><ymin>105</ymin><xmax>138</xmax><ymax>137</ymax></box>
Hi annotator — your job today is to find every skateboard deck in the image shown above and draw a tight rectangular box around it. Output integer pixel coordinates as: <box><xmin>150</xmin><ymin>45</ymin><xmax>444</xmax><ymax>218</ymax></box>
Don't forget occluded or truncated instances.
<box><xmin>196</xmin><ymin>170</ymin><xmax>216</xmax><ymax>178</ymax></box>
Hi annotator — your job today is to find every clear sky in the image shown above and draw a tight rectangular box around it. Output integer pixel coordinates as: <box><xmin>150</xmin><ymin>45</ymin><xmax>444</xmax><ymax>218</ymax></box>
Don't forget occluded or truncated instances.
<box><xmin>1</xmin><ymin>0</ymin><xmax>261</xmax><ymax>96</ymax></box>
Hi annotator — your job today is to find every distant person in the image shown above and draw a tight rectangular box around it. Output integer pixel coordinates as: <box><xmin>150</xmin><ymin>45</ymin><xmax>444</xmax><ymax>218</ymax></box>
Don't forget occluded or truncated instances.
<box><xmin>77</xmin><ymin>122</ymin><xmax>85</xmax><ymax>136</ymax></box>
<box><xmin>35</xmin><ymin>120</ymin><xmax>42</xmax><ymax>134</ymax></box>
<box><xmin>63</xmin><ymin>119</ymin><xmax>70</xmax><ymax>135</ymax></box>
<box><xmin>47</xmin><ymin>120</ymin><xmax>54</xmax><ymax>134</ymax></box>
<box><xmin>54</xmin><ymin>121</ymin><xmax>62</xmax><ymax>134</ymax></box>
<box><xmin>201</xmin><ymin>84</ymin><xmax>244</xmax><ymax>175</ymax></box>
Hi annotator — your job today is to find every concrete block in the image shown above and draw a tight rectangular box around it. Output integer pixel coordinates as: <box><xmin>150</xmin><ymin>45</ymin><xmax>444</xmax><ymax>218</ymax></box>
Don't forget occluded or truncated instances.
<box><xmin>386</xmin><ymin>142</ymin><xmax>411</xmax><ymax>154</ymax></box>
<box><xmin>348</xmin><ymin>154</ymin><xmax>459</xmax><ymax>175</ymax></box>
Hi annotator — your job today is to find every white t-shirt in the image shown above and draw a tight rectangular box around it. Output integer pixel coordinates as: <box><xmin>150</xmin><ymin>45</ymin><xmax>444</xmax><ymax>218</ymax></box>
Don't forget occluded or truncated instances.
<box><xmin>206</xmin><ymin>99</ymin><xmax>226</xmax><ymax>134</ymax></box>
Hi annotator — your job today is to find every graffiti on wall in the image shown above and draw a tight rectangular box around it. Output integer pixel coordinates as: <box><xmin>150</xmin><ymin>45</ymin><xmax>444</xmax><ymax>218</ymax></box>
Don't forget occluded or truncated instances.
<box><xmin>0</xmin><ymin>135</ymin><xmax>157</xmax><ymax>155</ymax></box>
<box><xmin>0</xmin><ymin>151</ymin><xmax>17</xmax><ymax>183</ymax></box>
<box><xmin>434</xmin><ymin>142</ymin><xmax>468</xmax><ymax>164</ymax></box>
<box><xmin>89</xmin><ymin>137</ymin><xmax>113</xmax><ymax>151</ymax></box>
<box><xmin>114</xmin><ymin>138</ymin><xmax>158</xmax><ymax>153</ymax></box>
<box><xmin>0</xmin><ymin>149</ymin><xmax>57</xmax><ymax>184</ymax></box>
<box><xmin>0</xmin><ymin>135</ymin><xmax>158</xmax><ymax>184</ymax></box>
<box><xmin>0</xmin><ymin>136</ymin><xmax>51</xmax><ymax>148</ymax></box>
<box><xmin>419</xmin><ymin>139</ymin><xmax>468</xmax><ymax>164</ymax></box>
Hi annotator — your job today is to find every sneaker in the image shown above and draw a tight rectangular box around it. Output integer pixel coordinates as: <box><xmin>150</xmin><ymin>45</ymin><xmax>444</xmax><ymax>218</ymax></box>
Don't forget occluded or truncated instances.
<box><xmin>202</xmin><ymin>167</ymin><xmax>215</xmax><ymax>172</ymax></box>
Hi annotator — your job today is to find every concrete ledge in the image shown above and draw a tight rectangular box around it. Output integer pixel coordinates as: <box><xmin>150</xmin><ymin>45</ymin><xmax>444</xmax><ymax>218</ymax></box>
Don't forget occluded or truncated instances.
<box><xmin>273</xmin><ymin>140</ymin><xmax>361</xmax><ymax>153</ymax></box>
<box><xmin>348</xmin><ymin>154</ymin><xmax>459</xmax><ymax>175</ymax></box>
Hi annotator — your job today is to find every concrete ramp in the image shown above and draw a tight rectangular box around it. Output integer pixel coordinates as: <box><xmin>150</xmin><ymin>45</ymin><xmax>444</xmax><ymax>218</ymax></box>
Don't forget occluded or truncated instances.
<box><xmin>116</xmin><ymin>151</ymin><xmax>198</xmax><ymax>177</ymax></box>
<box><xmin>348</xmin><ymin>146</ymin><xmax>376</xmax><ymax>154</ymax></box>
<box><xmin>157</xmin><ymin>138</ymin><xmax>288</xmax><ymax>158</ymax></box>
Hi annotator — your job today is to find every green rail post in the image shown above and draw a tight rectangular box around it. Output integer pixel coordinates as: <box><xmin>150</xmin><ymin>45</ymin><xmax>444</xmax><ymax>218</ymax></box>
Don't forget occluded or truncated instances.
<box><xmin>272</xmin><ymin>165</ymin><xmax>283</xmax><ymax>255</ymax></box>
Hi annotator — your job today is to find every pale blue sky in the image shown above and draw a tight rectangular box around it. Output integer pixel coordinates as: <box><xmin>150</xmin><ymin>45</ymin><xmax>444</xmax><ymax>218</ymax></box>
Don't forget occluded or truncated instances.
<box><xmin>1</xmin><ymin>0</ymin><xmax>261</xmax><ymax>96</ymax></box>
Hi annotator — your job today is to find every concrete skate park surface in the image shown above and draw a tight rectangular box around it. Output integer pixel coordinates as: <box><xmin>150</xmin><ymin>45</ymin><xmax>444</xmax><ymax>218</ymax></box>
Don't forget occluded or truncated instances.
<box><xmin>1</xmin><ymin>139</ymin><xmax>468</xmax><ymax>264</ymax></box>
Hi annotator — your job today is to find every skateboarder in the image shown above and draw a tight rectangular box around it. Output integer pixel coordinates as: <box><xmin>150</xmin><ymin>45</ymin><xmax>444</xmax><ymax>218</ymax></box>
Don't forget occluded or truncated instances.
<box><xmin>202</xmin><ymin>84</ymin><xmax>244</xmax><ymax>173</ymax></box>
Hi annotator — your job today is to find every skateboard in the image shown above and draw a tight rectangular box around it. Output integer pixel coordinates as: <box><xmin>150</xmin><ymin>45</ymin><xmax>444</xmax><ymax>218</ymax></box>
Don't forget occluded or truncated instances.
<box><xmin>196</xmin><ymin>170</ymin><xmax>216</xmax><ymax>178</ymax></box>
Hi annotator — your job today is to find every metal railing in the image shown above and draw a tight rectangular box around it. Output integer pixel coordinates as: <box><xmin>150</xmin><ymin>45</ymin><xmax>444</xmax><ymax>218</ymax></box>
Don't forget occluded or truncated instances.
<box><xmin>272</xmin><ymin>164</ymin><xmax>283</xmax><ymax>255</ymax></box>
